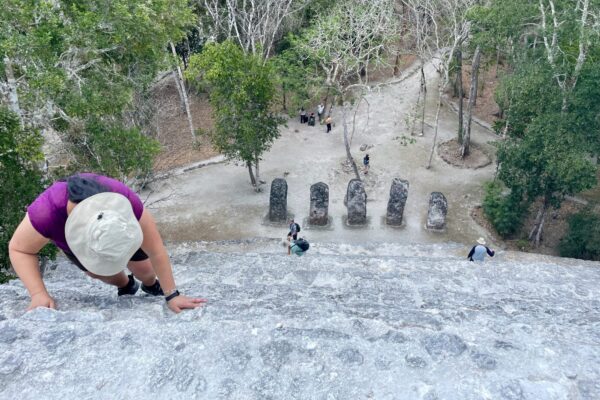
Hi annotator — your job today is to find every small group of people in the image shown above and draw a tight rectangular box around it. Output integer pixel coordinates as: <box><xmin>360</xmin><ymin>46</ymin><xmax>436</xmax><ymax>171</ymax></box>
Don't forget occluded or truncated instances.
<box><xmin>7</xmin><ymin>172</ymin><xmax>497</xmax><ymax>315</ymax></box>
<box><xmin>300</xmin><ymin>103</ymin><xmax>333</xmax><ymax>133</ymax></box>
<box><xmin>299</xmin><ymin>108</ymin><xmax>316</xmax><ymax>126</ymax></box>
<box><xmin>286</xmin><ymin>219</ymin><xmax>309</xmax><ymax>256</ymax></box>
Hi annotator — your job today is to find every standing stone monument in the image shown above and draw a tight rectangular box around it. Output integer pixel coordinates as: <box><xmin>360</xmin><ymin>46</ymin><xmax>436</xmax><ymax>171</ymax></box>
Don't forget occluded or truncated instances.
<box><xmin>269</xmin><ymin>178</ymin><xmax>288</xmax><ymax>222</ymax></box>
<box><xmin>346</xmin><ymin>179</ymin><xmax>367</xmax><ymax>225</ymax></box>
<box><xmin>426</xmin><ymin>192</ymin><xmax>448</xmax><ymax>231</ymax></box>
<box><xmin>386</xmin><ymin>178</ymin><xmax>409</xmax><ymax>226</ymax></box>
<box><xmin>309</xmin><ymin>182</ymin><xmax>329</xmax><ymax>226</ymax></box>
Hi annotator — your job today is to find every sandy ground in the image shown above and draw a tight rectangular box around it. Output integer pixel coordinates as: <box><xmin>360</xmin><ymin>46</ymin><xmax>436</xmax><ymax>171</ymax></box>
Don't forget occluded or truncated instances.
<box><xmin>144</xmin><ymin>61</ymin><xmax>499</xmax><ymax>247</ymax></box>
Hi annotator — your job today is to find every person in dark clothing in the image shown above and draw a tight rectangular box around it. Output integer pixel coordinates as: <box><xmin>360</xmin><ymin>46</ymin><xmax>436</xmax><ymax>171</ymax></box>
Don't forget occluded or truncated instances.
<box><xmin>467</xmin><ymin>237</ymin><xmax>495</xmax><ymax>262</ymax></box>
<box><xmin>308</xmin><ymin>113</ymin><xmax>316</xmax><ymax>126</ymax></box>
<box><xmin>287</xmin><ymin>219</ymin><xmax>300</xmax><ymax>240</ymax></box>
<box><xmin>363</xmin><ymin>154</ymin><xmax>370</xmax><ymax>174</ymax></box>
<box><xmin>300</xmin><ymin>108</ymin><xmax>307</xmax><ymax>123</ymax></box>
<box><xmin>325</xmin><ymin>116</ymin><xmax>332</xmax><ymax>133</ymax></box>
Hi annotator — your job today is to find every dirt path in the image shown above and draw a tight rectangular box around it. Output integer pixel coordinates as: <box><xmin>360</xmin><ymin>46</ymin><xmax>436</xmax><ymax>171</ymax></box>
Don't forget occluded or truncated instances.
<box><xmin>144</xmin><ymin>61</ymin><xmax>499</xmax><ymax>248</ymax></box>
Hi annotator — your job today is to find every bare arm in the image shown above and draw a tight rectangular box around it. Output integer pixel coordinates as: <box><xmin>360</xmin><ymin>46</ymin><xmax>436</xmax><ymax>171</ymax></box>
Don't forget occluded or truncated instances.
<box><xmin>138</xmin><ymin>210</ymin><xmax>206</xmax><ymax>312</ymax></box>
<box><xmin>8</xmin><ymin>214</ymin><xmax>55</xmax><ymax>310</ymax></box>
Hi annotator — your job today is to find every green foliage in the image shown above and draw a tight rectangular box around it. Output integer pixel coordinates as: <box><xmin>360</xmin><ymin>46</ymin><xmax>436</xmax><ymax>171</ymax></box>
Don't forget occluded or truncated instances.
<box><xmin>468</xmin><ymin>1</ymin><xmax>538</xmax><ymax>54</ymax></box>
<box><xmin>475</xmin><ymin>0</ymin><xmax>600</xmax><ymax>244</ymax></box>
<box><xmin>67</xmin><ymin>120</ymin><xmax>160</xmax><ymax>180</ymax></box>
<box><xmin>186</xmin><ymin>41</ymin><xmax>282</xmax><ymax>171</ymax></box>
<box><xmin>494</xmin><ymin>65</ymin><xmax>562</xmax><ymax>138</ymax></box>
<box><xmin>559</xmin><ymin>210</ymin><xmax>600</xmax><ymax>261</ymax></box>
<box><xmin>271</xmin><ymin>35</ymin><xmax>321</xmax><ymax>113</ymax></box>
<box><xmin>0</xmin><ymin>271</ymin><xmax>13</xmax><ymax>283</ymax></box>
<box><xmin>1</xmin><ymin>0</ymin><xmax>194</xmax><ymax>177</ymax></box>
<box><xmin>496</xmin><ymin>115</ymin><xmax>597</xmax><ymax>209</ymax></box>
<box><xmin>567</xmin><ymin>62</ymin><xmax>600</xmax><ymax>158</ymax></box>
<box><xmin>482</xmin><ymin>181</ymin><xmax>528</xmax><ymax>238</ymax></box>
<box><xmin>515</xmin><ymin>239</ymin><xmax>531</xmax><ymax>252</ymax></box>
<box><xmin>0</xmin><ymin>108</ymin><xmax>56</xmax><ymax>272</ymax></box>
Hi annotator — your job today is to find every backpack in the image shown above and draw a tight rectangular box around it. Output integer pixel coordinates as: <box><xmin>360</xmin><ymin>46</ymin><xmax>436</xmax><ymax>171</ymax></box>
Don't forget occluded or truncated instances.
<box><xmin>295</xmin><ymin>223</ymin><xmax>301</xmax><ymax>233</ymax></box>
<box><xmin>295</xmin><ymin>238</ymin><xmax>309</xmax><ymax>251</ymax></box>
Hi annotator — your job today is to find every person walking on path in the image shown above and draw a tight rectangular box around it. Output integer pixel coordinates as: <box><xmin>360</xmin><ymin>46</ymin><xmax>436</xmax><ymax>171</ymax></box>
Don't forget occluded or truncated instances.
<box><xmin>8</xmin><ymin>173</ymin><xmax>207</xmax><ymax>313</ymax></box>
<box><xmin>300</xmin><ymin>107</ymin><xmax>307</xmax><ymax>124</ymax></box>
<box><xmin>317</xmin><ymin>103</ymin><xmax>325</xmax><ymax>123</ymax></box>
<box><xmin>467</xmin><ymin>237</ymin><xmax>495</xmax><ymax>262</ymax></box>
<box><xmin>363</xmin><ymin>154</ymin><xmax>370</xmax><ymax>174</ymax></box>
<box><xmin>287</xmin><ymin>218</ymin><xmax>301</xmax><ymax>241</ymax></box>
<box><xmin>325</xmin><ymin>115</ymin><xmax>332</xmax><ymax>133</ymax></box>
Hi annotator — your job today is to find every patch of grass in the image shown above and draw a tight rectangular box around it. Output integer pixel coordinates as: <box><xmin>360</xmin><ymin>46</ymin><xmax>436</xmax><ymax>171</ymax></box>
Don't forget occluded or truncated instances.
<box><xmin>515</xmin><ymin>239</ymin><xmax>530</xmax><ymax>251</ymax></box>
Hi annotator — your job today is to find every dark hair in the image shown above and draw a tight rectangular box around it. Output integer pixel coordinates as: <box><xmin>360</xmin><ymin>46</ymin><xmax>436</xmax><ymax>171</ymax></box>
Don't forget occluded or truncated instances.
<box><xmin>67</xmin><ymin>175</ymin><xmax>109</xmax><ymax>203</ymax></box>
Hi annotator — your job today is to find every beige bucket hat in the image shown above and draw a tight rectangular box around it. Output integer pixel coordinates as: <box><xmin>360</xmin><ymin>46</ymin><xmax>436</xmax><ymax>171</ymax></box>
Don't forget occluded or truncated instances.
<box><xmin>477</xmin><ymin>237</ymin><xmax>486</xmax><ymax>245</ymax></box>
<box><xmin>65</xmin><ymin>192</ymin><xmax>143</xmax><ymax>276</ymax></box>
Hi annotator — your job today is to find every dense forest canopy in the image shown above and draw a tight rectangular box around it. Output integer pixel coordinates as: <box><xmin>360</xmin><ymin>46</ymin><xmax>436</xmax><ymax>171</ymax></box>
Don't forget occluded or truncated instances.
<box><xmin>1</xmin><ymin>0</ymin><xmax>600</xmax><ymax>268</ymax></box>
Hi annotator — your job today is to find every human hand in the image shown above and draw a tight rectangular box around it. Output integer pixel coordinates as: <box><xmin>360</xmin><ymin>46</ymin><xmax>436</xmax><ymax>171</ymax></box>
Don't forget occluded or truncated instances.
<box><xmin>167</xmin><ymin>295</ymin><xmax>207</xmax><ymax>314</ymax></box>
<box><xmin>28</xmin><ymin>292</ymin><xmax>56</xmax><ymax>311</ymax></box>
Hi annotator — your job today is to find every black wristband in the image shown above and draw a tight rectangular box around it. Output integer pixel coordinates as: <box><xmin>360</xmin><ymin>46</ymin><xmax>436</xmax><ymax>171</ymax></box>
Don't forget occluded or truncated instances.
<box><xmin>165</xmin><ymin>290</ymin><xmax>180</xmax><ymax>302</ymax></box>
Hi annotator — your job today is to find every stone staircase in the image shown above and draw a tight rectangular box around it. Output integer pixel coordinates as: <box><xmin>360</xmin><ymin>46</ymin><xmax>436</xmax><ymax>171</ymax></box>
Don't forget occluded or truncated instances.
<box><xmin>1</xmin><ymin>241</ymin><xmax>599</xmax><ymax>399</ymax></box>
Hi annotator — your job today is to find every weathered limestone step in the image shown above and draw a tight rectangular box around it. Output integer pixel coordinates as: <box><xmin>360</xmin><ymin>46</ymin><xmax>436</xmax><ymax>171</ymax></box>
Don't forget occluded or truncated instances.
<box><xmin>0</xmin><ymin>244</ymin><xmax>599</xmax><ymax>399</ymax></box>
<box><xmin>168</xmin><ymin>239</ymin><xmax>468</xmax><ymax>259</ymax></box>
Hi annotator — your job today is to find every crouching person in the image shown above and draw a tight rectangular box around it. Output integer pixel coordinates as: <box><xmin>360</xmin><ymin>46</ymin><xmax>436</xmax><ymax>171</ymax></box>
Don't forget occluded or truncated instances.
<box><xmin>8</xmin><ymin>173</ymin><xmax>207</xmax><ymax>313</ymax></box>
<box><xmin>288</xmin><ymin>237</ymin><xmax>310</xmax><ymax>256</ymax></box>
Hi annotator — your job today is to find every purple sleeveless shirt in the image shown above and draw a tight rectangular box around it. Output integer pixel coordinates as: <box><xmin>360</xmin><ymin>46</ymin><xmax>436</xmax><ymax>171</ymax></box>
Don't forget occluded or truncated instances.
<box><xmin>27</xmin><ymin>173</ymin><xmax>144</xmax><ymax>254</ymax></box>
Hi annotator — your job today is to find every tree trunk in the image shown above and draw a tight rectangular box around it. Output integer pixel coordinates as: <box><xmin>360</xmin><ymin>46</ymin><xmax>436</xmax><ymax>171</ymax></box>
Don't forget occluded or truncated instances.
<box><xmin>169</xmin><ymin>42</ymin><xmax>195</xmax><ymax>140</ymax></box>
<box><xmin>393</xmin><ymin>53</ymin><xmax>401</xmax><ymax>77</ymax></box>
<box><xmin>426</xmin><ymin>87</ymin><xmax>443</xmax><ymax>169</ymax></box>
<box><xmin>247</xmin><ymin>161</ymin><xmax>257</xmax><ymax>187</ymax></box>
<box><xmin>529</xmin><ymin>199</ymin><xmax>548</xmax><ymax>247</ymax></box>
<box><xmin>419</xmin><ymin>64</ymin><xmax>427</xmax><ymax>137</ymax></box>
<box><xmin>172</xmin><ymin>69</ymin><xmax>186</xmax><ymax>113</ymax></box>
<box><xmin>183</xmin><ymin>37</ymin><xmax>191</xmax><ymax>70</ymax></box>
<box><xmin>461</xmin><ymin>46</ymin><xmax>481</xmax><ymax>158</ymax></box>
<box><xmin>328</xmin><ymin>95</ymin><xmax>336</xmax><ymax>117</ymax></box>
<box><xmin>254</xmin><ymin>155</ymin><xmax>262</xmax><ymax>190</ymax></box>
<box><xmin>323</xmin><ymin>86</ymin><xmax>330</xmax><ymax>113</ymax></box>
<box><xmin>535</xmin><ymin>209</ymin><xmax>546</xmax><ymax>246</ymax></box>
<box><xmin>456</xmin><ymin>49</ymin><xmax>464</xmax><ymax>144</ymax></box>
<box><xmin>472</xmin><ymin>59</ymin><xmax>480</xmax><ymax>107</ymax></box>
<box><xmin>495</xmin><ymin>46</ymin><xmax>500</xmax><ymax>78</ymax></box>
<box><xmin>342</xmin><ymin>104</ymin><xmax>361</xmax><ymax>180</ymax></box>
<box><xmin>3</xmin><ymin>56</ymin><xmax>23</xmax><ymax>127</ymax></box>
<box><xmin>282</xmin><ymin>83</ymin><xmax>287</xmax><ymax>112</ymax></box>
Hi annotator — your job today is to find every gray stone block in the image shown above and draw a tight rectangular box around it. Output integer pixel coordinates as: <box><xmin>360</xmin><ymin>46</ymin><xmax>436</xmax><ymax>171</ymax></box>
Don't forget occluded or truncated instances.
<box><xmin>308</xmin><ymin>182</ymin><xmax>329</xmax><ymax>226</ymax></box>
<box><xmin>426</xmin><ymin>192</ymin><xmax>447</xmax><ymax>230</ymax></box>
<box><xmin>346</xmin><ymin>179</ymin><xmax>367</xmax><ymax>225</ymax></box>
<box><xmin>386</xmin><ymin>178</ymin><xmax>409</xmax><ymax>226</ymax></box>
<box><xmin>269</xmin><ymin>178</ymin><xmax>288</xmax><ymax>222</ymax></box>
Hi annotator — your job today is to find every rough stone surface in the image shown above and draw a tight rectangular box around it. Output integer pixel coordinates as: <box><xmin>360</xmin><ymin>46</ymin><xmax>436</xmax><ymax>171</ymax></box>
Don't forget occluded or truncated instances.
<box><xmin>269</xmin><ymin>178</ymin><xmax>288</xmax><ymax>222</ymax></box>
<box><xmin>308</xmin><ymin>182</ymin><xmax>329</xmax><ymax>226</ymax></box>
<box><xmin>426</xmin><ymin>192</ymin><xmax>448</xmax><ymax>231</ymax></box>
<box><xmin>345</xmin><ymin>179</ymin><xmax>367</xmax><ymax>225</ymax></box>
<box><xmin>1</xmin><ymin>242</ymin><xmax>600</xmax><ymax>399</ymax></box>
<box><xmin>386</xmin><ymin>178</ymin><xmax>409</xmax><ymax>226</ymax></box>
